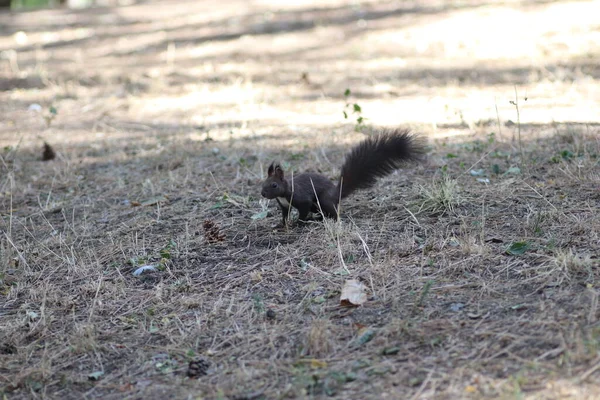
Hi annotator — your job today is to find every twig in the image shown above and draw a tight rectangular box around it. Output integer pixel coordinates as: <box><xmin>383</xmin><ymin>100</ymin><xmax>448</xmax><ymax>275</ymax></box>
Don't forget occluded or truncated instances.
<box><xmin>88</xmin><ymin>275</ymin><xmax>104</xmax><ymax>323</ymax></box>
<box><xmin>579</xmin><ymin>355</ymin><xmax>600</xmax><ymax>383</ymax></box>
<box><xmin>494</xmin><ymin>98</ymin><xmax>502</xmax><ymax>141</ymax></box>
<box><xmin>510</xmin><ymin>85</ymin><xmax>523</xmax><ymax>168</ymax></box>
<box><xmin>410</xmin><ymin>370</ymin><xmax>433</xmax><ymax>400</ymax></box>
<box><xmin>403</xmin><ymin>206</ymin><xmax>421</xmax><ymax>228</ymax></box>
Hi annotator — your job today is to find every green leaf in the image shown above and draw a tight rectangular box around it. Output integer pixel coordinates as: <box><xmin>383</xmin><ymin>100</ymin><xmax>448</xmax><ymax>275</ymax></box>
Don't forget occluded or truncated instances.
<box><xmin>210</xmin><ymin>201</ymin><xmax>225</xmax><ymax>209</ymax></box>
<box><xmin>343</xmin><ymin>111</ymin><xmax>348</xmax><ymax>119</ymax></box>
<box><xmin>159</xmin><ymin>249</ymin><xmax>171</xmax><ymax>260</ymax></box>
<box><xmin>49</xmin><ymin>106</ymin><xmax>58</xmax><ymax>115</ymax></box>
<box><xmin>252</xmin><ymin>293</ymin><xmax>264</xmax><ymax>313</ymax></box>
<box><xmin>353</xmin><ymin>328</ymin><xmax>375</xmax><ymax>347</ymax></box>
<box><xmin>251</xmin><ymin>210</ymin><xmax>269</xmax><ymax>220</ymax></box>
<box><xmin>88</xmin><ymin>371</ymin><xmax>104</xmax><ymax>381</ymax></box>
<box><xmin>128</xmin><ymin>256</ymin><xmax>148</xmax><ymax>266</ymax></box>
<box><xmin>353</xmin><ymin>104</ymin><xmax>362</xmax><ymax>113</ymax></box>
<box><xmin>446</xmin><ymin>153</ymin><xmax>458</xmax><ymax>158</ymax></box>
<box><xmin>382</xmin><ymin>346</ymin><xmax>401</xmax><ymax>355</ymax></box>
<box><xmin>506</xmin><ymin>241</ymin><xmax>529</xmax><ymax>255</ymax></box>
<box><xmin>503</xmin><ymin>166</ymin><xmax>521</xmax><ymax>175</ymax></box>
<box><xmin>344</xmin><ymin>89</ymin><xmax>351</xmax><ymax>97</ymax></box>
<box><xmin>560</xmin><ymin>150</ymin><xmax>574</xmax><ymax>160</ymax></box>
<box><xmin>332</xmin><ymin>267</ymin><xmax>349</xmax><ymax>276</ymax></box>
<box><xmin>491</xmin><ymin>164</ymin><xmax>501</xmax><ymax>174</ymax></box>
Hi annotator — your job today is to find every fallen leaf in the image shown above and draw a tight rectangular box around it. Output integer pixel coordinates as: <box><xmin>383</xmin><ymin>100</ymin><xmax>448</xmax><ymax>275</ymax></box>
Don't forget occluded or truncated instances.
<box><xmin>251</xmin><ymin>210</ymin><xmax>268</xmax><ymax>220</ymax></box>
<box><xmin>340</xmin><ymin>279</ymin><xmax>367</xmax><ymax>306</ymax></box>
<box><xmin>26</xmin><ymin>310</ymin><xmax>38</xmax><ymax>320</ymax></box>
<box><xmin>506</xmin><ymin>241</ymin><xmax>529</xmax><ymax>255</ymax></box>
<box><xmin>333</xmin><ymin>267</ymin><xmax>350</xmax><ymax>276</ymax></box>
<box><xmin>88</xmin><ymin>371</ymin><xmax>104</xmax><ymax>381</ymax></box>
<box><xmin>504</xmin><ymin>166</ymin><xmax>521</xmax><ymax>175</ymax></box>
<box><xmin>299</xmin><ymin>259</ymin><xmax>311</xmax><ymax>270</ymax></box>
<box><xmin>133</xmin><ymin>265</ymin><xmax>158</xmax><ymax>276</ymax></box>
<box><xmin>353</xmin><ymin>327</ymin><xmax>375</xmax><ymax>347</ymax></box>
<box><xmin>310</xmin><ymin>359</ymin><xmax>328</xmax><ymax>369</ymax></box>
<box><xmin>382</xmin><ymin>346</ymin><xmax>400</xmax><ymax>355</ymax></box>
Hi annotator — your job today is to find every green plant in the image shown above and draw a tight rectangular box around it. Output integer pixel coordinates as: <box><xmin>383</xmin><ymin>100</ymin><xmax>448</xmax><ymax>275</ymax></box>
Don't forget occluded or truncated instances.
<box><xmin>342</xmin><ymin>89</ymin><xmax>366</xmax><ymax>132</ymax></box>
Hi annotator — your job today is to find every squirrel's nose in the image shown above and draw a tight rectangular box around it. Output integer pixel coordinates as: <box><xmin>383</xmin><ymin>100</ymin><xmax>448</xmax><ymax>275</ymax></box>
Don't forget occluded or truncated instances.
<box><xmin>261</xmin><ymin>190</ymin><xmax>266</xmax><ymax>197</ymax></box>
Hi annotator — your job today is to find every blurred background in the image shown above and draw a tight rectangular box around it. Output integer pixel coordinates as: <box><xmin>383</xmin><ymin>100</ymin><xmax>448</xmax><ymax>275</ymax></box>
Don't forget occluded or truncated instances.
<box><xmin>1</xmin><ymin>0</ymin><xmax>598</xmax><ymax>150</ymax></box>
<box><xmin>3</xmin><ymin>0</ymin><xmax>129</xmax><ymax>8</ymax></box>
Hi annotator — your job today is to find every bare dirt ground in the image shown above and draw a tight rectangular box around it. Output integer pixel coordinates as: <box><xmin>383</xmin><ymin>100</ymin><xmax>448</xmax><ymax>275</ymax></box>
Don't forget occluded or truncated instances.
<box><xmin>1</xmin><ymin>0</ymin><xmax>599</xmax><ymax>399</ymax></box>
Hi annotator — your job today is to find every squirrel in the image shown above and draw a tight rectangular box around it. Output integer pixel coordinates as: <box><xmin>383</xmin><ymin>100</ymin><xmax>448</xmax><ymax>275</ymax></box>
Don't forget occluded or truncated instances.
<box><xmin>261</xmin><ymin>129</ymin><xmax>424</xmax><ymax>226</ymax></box>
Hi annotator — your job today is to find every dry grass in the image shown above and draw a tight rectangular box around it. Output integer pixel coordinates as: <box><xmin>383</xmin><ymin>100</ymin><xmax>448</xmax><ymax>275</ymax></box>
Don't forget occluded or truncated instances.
<box><xmin>1</xmin><ymin>0</ymin><xmax>600</xmax><ymax>399</ymax></box>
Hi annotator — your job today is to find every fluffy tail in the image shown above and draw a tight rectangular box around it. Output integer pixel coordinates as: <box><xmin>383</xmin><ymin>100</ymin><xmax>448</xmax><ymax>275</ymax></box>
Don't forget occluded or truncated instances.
<box><xmin>335</xmin><ymin>129</ymin><xmax>424</xmax><ymax>200</ymax></box>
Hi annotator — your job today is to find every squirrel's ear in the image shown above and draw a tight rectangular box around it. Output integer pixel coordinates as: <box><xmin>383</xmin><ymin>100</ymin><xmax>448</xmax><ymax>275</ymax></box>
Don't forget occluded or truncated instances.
<box><xmin>267</xmin><ymin>162</ymin><xmax>275</xmax><ymax>177</ymax></box>
<box><xmin>273</xmin><ymin>164</ymin><xmax>284</xmax><ymax>179</ymax></box>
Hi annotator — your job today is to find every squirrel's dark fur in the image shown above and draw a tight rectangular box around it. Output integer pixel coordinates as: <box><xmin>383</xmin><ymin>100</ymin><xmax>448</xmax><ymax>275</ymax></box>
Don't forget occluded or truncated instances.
<box><xmin>261</xmin><ymin>129</ymin><xmax>424</xmax><ymax>225</ymax></box>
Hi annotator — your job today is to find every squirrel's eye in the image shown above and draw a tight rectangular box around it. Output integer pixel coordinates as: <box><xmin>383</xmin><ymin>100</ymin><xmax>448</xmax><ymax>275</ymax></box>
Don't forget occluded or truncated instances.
<box><xmin>271</xmin><ymin>182</ymin><xmax>278</xmax><ymax>189</ymax></box>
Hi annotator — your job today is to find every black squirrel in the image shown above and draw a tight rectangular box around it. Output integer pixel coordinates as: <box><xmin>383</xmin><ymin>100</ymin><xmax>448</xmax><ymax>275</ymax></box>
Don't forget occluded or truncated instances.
<box><xmin>261</xmin><ymin>129</ymin><xmax>424</xmax><ymax>225</ymax></box>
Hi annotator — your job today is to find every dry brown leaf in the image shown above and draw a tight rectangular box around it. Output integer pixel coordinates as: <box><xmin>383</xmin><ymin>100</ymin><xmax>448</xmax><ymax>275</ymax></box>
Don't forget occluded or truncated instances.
<box><xmin>340</xmin><ymin>279</ymin><xmax>367</xmax><ymax>306</ymax></box>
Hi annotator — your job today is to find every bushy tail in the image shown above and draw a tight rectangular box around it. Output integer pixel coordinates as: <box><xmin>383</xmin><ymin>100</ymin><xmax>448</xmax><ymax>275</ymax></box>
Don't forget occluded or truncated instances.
<box><xmin>335</xmin><ymin>129</ymin><xmax>424</xmax><ymax>200</ymax></box>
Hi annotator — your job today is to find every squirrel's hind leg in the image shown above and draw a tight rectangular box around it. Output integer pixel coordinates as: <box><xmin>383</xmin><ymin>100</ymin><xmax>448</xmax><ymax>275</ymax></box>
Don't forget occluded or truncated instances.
<box><xmin>320</xmin><ymin>201</ymin><xmax>340</xmax><ymax>220</ymax></box>
<box><xmin>297</xmin><ymin>204</ymin><xmax>313</xmax><ymax>225</ymax></box>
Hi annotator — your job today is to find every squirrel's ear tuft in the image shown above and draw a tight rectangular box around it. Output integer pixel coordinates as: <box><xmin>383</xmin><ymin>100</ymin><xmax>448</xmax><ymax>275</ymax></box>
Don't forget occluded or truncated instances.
<box><xmin>267</xmin><ymin>162</ymin><xmax>275</xmax><ymax>177</ymax></box>
<box><xmin>268</xmin><ymin>162</ymin><xmax>284</xmax><ymax>179</ymax></box>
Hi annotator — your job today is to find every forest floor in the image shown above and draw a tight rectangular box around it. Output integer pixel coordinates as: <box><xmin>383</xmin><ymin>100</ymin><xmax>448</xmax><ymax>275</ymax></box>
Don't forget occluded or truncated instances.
<box><xmin>0</xmin><ymin>0</ymin><xmax>599</xmax><ymax>399</ymax></box>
